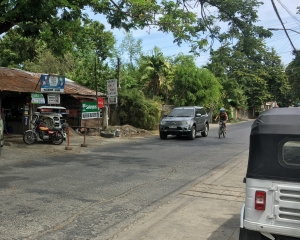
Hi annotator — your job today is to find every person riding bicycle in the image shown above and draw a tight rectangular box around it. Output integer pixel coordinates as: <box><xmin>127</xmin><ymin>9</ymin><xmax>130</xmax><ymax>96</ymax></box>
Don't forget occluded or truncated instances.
<box><xmin>214</xmin><ymin>108</ymin><xmax>228</xmax><ymax>132</ymax></box>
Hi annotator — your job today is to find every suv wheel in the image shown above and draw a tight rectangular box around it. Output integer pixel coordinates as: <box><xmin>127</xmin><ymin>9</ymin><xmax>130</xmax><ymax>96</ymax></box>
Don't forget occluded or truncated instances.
<box><xmin>201</xmin><ymin>124</ymin><xmax>208</xmax><ymax>137</ymax></box>
<box><xmin>188</xmin><ymin>126</ymin><xmax>196</xmax><ymax>140</ymax></box>
<box><xmin>159</xmin><ymin>132</ymin><xmax>168</xmax><ymax>140</ymax></box>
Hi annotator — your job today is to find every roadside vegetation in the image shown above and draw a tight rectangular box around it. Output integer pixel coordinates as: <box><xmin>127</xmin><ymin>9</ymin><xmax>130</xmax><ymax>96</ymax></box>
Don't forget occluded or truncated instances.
<box><xmin>0</xmin><ymin>0</ymin><xmax>299</xmax><ymax>129</ymax></box>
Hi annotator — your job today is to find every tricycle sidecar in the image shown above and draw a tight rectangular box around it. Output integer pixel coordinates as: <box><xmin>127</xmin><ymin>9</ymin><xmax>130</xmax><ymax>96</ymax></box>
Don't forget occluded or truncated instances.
<box><xmin>239</xmin><ymin>108</ymin><xmax>300</xmax><ymax>240</ymax></box>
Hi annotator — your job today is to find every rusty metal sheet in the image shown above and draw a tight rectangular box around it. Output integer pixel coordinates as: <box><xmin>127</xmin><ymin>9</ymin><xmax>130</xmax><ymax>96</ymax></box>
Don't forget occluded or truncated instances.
<box><xmin>0</xmin><ymin>67</ymin><xmax>103</xmax><ymax>96</ymax></box>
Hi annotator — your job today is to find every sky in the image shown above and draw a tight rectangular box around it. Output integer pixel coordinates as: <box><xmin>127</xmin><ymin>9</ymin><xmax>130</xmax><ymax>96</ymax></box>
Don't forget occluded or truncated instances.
<box><xmin>89</xmin><ymin>0</ymin><xmax>300</xmax><ymax>67</ymax></box>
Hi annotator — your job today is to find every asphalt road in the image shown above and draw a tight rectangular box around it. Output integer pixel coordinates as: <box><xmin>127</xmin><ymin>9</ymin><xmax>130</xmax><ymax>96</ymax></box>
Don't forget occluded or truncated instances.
<box><xmin>0</xmin><ymin>121</ymin><xmax>252</xmax><ymax>240</ymax></box>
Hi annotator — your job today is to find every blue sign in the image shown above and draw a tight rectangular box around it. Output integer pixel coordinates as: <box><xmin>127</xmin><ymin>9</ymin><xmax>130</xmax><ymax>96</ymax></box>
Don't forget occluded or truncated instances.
<box><xmin>40</xmin><ymin>74</ymin><xmax>65</xmax><ymax>93</ymax></box>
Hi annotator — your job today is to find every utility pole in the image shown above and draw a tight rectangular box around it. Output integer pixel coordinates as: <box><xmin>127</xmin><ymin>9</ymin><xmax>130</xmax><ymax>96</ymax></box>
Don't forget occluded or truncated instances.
<box><xmin>94</xmin><ymin>57</ymin><xmax>101</xmax><ymax>135</ymax></box>
<box><xmin>270</xmin><ymin>0</ymin><xmax>297</xmax><ymax>52</ymax></box>
<box><xmin>117</xmin><ymin>57</ymin><xmax>121</xmax><ymax>89</ymax></box>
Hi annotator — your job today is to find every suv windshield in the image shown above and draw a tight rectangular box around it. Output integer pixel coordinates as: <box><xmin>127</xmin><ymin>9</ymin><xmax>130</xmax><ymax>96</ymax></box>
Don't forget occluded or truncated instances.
<box><xmin>168</xmin><ymin>109</ymin><xmax>194</xmax><ymax>117</ymax></box>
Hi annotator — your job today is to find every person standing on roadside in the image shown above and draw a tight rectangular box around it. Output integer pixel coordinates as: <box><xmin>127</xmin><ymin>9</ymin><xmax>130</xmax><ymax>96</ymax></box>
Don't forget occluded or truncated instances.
<box><xmin>1</xmin><ymin>107</ymin><xmax>10</xmax><ymax>136</ymax></box>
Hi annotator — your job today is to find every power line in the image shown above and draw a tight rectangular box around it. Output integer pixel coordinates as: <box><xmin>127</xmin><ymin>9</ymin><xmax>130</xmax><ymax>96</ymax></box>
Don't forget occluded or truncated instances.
<box><xmin>277</xmin><ymin>0</ymin><xmax>300</xmax><ymax>27</ymax></box>
<box><xmin>270</xmin><ymin>0</ymin><xmax>297</xmax><ymax>52</ymax></box>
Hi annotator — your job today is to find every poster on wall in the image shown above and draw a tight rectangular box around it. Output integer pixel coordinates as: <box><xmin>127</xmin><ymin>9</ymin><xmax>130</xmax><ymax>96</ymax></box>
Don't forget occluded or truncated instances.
<box><xmin>82</xmin><ymin>102</ymin><xmax>100</xmax><ymax>119</ymax></box>
<box><xmin>31</xmin><ymin>93</ymin><xmax>45</xmax><ymax>104</ymax></box>
<box><xmin>47</xmin><ymin>94</ymin><xmax>60</xmax><ymax>104</ymax></box>
<box><xmin>40</xmin><ymin>74</ymin><xmax>65</xmax><ymax>93</ymax></box>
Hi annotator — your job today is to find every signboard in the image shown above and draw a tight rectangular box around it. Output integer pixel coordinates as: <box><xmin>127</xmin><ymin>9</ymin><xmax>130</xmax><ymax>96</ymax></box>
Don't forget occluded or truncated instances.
<box><xmin>40</xmin><ymin>74</ymin><xmax>65</xmax><ymax>93</ymax></box>
<box><xmin>108</xmin><ymin>97</ymin><xmax>117</xmax><ymax>105</ymax></box>
<box><xmin>107</xmin><ymin>79</ymin><xmax>118</xmax><ymax>96</ymax></box>
<box><xmin>82</xmin><ymin>102</ymin><xmax>100</xmax><ymax>119</ymax></box>
<box><xmin>31</xmin><ymin>93</ymin><xmax>45</xmax><ymax>104</ymax></box>
<box><xmin>47</xmin><ymin>94</ymin><xmax>60</xmax><ymax>104</ymax></box>
<box><xmin>97</xmin><ymin>97</ymin><xmax>104</xmax><ymax>108</ymax></box>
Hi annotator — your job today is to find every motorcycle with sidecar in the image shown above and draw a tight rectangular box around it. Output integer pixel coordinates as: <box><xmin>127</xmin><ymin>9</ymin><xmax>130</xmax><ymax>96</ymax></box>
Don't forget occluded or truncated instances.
<box><xmin>239</xmin><ymin>108</ymin><xmax>300</xmax><ymax>240</ymax></box>
<box><xmin>23</xmin><ymin>106</ymin><xmax>68</xmax><ymax>145</ymax></box>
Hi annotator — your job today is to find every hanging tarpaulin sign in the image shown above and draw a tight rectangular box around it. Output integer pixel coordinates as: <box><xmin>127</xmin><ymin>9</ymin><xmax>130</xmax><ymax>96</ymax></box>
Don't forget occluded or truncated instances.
<box><xmin>97</xmin><ymin>97</ymin><xmax>104</xmax><ymax>108</ymax></box>
<box><xmin>107</xmin><ymin>79</ymin><xmax>118</xmax><ymax>97</ymax></box>
<box><xmin>40</xmin><ymin>74</ymin><xmax>65</xmax><ymax>93</ymax></box>
<box><xmin>82</xmin><ymin>102</ymin><xmax>100</xmax><ymax>119</ymax></box>
<box><xmin>47</xmin><ymin>94</ymin><xmax>60</xmax><ymax>104</ymax></box>
<box><xmin>31</xmin><ymin>93</ymin><xmax>45</xmax><ymax>104</ymax></box>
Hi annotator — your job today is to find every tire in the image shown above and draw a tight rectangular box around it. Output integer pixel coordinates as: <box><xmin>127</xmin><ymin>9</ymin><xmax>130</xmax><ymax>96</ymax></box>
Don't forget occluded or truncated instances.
<box><xmin>218</xmin><ymin>127</ymin><xmax>222</xmax><ymax>139</ymax></box>
<box><xmin>201</xmin><ymin>124</ymin><xmax>208</xmax><ymax>137</ymax></box>
<box><xmin>239</xmin><ymin>228</ymin><xmax>269</xmax><ymax>240</ymax></box>
<box><xmin>100</xmin><ymin>132</ymin><xmax>115</xmax><ymax>138</ymax></box>
<box><xmin>223</xmin><ymin>130</ymin><xmax>226</xmax><ymax>138</ymax></box>
<box><xmin>159</xmin><ymin>131</ymin><xmax>167</xmax><ymax>140</ymax></box>
<box><xmin>188</xmin><ymin>126</ymin><xmax>196</xmax><ymax>140</ymax></box>
<box><xmin>23</xmin><ymin>131</ymin><xmax>36</xmax><ymax>145</ymax></box>
<box><xmin>52</xmin><ymin>132</ymin><xmax>64</xmax><ymax>145</ymax></box>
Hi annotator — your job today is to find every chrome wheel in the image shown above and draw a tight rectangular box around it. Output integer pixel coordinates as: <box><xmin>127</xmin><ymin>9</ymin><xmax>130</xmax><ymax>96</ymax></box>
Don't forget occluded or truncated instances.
<box><xmin>188</xmin><ymin>126</ymin><xmax>196</xmax><ymax>140</ymax></box>
<box><xmin>23</xmin><ymin>131</ymin><xmax>36</xmax><ymax>145</ymax></box>
<box><xmin>52</xmin><ymin>132</ymin><xmax>64</xmax><ymax>145</ymax></box>
<box><xmin>201</xmin><ymin>124</ymin><xmax>208</xmax><ymax>137</ymax></box>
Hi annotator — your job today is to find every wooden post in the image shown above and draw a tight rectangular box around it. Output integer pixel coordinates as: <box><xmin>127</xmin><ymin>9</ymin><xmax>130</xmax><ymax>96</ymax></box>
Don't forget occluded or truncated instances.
<box><xmin>81</xmin><ymin>123</ymin><xmax>87</xmax><ymax>147</ymax></box>
<box><xmin>65</xmin><ymin>127</ymin><xmax>73</xmax><ymax>150</ymax></box>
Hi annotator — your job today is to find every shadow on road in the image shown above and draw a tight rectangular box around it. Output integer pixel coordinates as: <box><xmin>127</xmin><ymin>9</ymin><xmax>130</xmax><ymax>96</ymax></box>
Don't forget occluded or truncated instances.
<box><xmin>207</xmin><ymin>214</ymin><xmax>240</xmax><ymax>240</ymax></box>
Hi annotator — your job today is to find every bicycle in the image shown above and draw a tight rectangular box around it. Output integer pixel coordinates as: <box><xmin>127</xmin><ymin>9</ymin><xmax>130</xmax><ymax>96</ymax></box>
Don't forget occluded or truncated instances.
<box><xmin>218</xmin><ymin>121</ymin><xmax>226</xmax><ymax>139</ymax></box>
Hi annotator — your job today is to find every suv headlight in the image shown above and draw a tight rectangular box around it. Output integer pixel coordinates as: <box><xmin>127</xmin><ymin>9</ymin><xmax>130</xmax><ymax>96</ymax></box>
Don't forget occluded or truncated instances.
<box><xmin>181</xmin><ymin>121</ymin><xmax>192</xmax><ymax>125</ymax></box>
<box><xmin>160</xmin><ymin>121</ymin><xmax>167</xmax><ymax>125</ymax></box>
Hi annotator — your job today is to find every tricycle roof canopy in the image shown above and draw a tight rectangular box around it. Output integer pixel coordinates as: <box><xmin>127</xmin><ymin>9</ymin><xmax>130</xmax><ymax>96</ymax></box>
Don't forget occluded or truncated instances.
<box><xmin>37</xmin><ymin>106</ymin><xmax>66</xmax><ymax>110</ymax></box>
<box><xmin>251</xmin><ymin>107</ymin><xmax>300</xmax><ymax>135</ymax></box>
<box><xmin>247</xmin><ymin>107</ymin><xmax>300</xmax><ymax>183</ymax></box>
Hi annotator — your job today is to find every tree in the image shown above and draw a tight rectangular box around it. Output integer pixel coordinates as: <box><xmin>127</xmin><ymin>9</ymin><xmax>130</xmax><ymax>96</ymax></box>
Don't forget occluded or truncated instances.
<box><xmin>0</xmin><ymin>27</ymin><xmax>40</xmax><ymax>68</ymax></box>
<box><xmin>118</xmin><ymin>89</ymin><xmax>161</xmax><ymax>130</ymax></box>
<box><xmin>139</xmin><ymin>47</ymin><xmax>171</xmax><ymax>98</ymax></box>
<box><xmin>286</xmin><ymin>54</ymin><xmax>300</xmax><ymax>105</ymax></box>
<box><xmin>0</xmin><ymin>0</ymin><xmax>271</xmax><ymax>55</ymax></box>
<box><xmin>206</xmin><ymin>38</ymin><xmax>290</xmax><ymax>110</ymax></box>
<box><xmin>117</xmin><ymin>31</ymin><xmax>143</xmax><ymax>69</ymax></box>
<box><xmin>170</xmin><ymin>55</ymin><xmax>222</xmax><ymax>107</ymax></box>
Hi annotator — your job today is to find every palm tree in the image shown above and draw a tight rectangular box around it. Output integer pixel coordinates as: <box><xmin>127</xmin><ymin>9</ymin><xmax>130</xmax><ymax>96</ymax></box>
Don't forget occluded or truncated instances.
<box><xmin>139</xmin><ymin>47</ymin><xmax>171</xmax><ymax>98</ymax></box>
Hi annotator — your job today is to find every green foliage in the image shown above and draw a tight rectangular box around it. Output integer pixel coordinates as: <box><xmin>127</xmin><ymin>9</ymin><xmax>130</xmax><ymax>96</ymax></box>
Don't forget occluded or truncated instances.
<box><xmin>0</xmin><ymin>27</ymin><xmax>39</xmax><ymax>67</ymax></box>
<box><xmin>286</xmin><ymin>54</ymin><xmax>300</xmax><ymax>105</ymax></box>
<box><xmin>117</xmin><ymin>31</ymin><xmax>143</xmax><ymax>68</ymax></box>
<box><xmin>206</xmin><ymin>39</ymin><xmax>290</xmax><ymax>110</ymax></box>
<box><xmin>170</xmin><ymin>54</ymin><xmax>222</xmax><ymax>108</ymax></box>
<box><xmin>0</xmin><ymin>0</ymin><xmax>269</xmax><ymax>56</ymax></box>
<box><xmin>23</xmin><ymin>47</ymin><xmax>74</xmax><ymax>75</ymax></box>
<box><xmin>118</xmin><ymin>89</ymin><xmax>161</xmax><ymax>130</ymax></box>
<box><xmin>139</xmin><ymin>47</ymin><xmax>171</xmax><ymax>98</ymax></box>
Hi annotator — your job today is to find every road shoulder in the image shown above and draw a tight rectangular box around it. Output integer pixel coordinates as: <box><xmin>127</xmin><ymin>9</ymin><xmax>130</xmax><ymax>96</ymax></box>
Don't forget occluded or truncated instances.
<box><xmin>112</xmin><ymin>150</ymin><xmax>248</xmax><ymax>240</ymax></box>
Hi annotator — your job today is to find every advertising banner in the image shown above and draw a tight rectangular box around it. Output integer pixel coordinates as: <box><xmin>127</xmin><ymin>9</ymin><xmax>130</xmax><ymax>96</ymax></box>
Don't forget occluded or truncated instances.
<box><xmin>31</xmin><ymin>93</ymin><xmax>45</xmax><ymax>104</ymax></box>
<box><xmin>41</xmin><ymin>74</ymin><xmax>65</xmax><ymax>93</ymax></box>
<box><xmin>47</xmin><ymin>94</ymin><xmax>60</xmax><ymax>104</ymax></box>
<box><xmin>97</xmin><ymin>97</ymin><xmax>104</xmax><ymax>108</ymax></box>
<box><xmin>82</xmin><ymin>102</ymin><xmax>100</xmax><ymax>119</ymax></box>
<box><xmin>107</xmin><ymin>79</ymin><xmax>118</xmax><ymax>96</ymax></box>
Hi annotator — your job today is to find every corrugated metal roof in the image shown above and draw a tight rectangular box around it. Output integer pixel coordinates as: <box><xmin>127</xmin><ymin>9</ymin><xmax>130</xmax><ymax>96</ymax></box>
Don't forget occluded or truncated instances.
<box><xmin>0</xmin><ymin>67</ymin><xmax>105</xmax><ymax>96</ymax></box>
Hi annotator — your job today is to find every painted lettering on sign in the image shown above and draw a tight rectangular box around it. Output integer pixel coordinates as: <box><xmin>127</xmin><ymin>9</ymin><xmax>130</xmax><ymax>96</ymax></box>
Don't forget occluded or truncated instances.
<box><xmin>107</xmin><ymin>79</ymin><xmax>118</xmax><ymax>96</ymax></box>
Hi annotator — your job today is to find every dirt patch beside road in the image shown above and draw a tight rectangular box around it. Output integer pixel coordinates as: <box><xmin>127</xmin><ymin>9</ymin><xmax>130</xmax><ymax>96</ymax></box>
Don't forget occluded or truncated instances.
<box><xmin>70</xmin><ymin>125</ymin><xmax>157</xmax><ymax>138</ymax></box>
